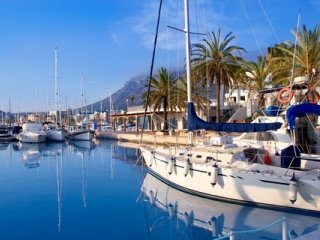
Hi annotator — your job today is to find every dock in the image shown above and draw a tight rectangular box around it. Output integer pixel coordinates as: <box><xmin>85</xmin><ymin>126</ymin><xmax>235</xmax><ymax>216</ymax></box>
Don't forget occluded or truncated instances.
<box><xmin>95</xmin><ymin>130</ymin><xmax>224</xmax><ymax>146</ymax></box>
<box><xmin>96</xmin><ymin>131</ymin><xmax>190</xmax><ymax>145</ymax></box>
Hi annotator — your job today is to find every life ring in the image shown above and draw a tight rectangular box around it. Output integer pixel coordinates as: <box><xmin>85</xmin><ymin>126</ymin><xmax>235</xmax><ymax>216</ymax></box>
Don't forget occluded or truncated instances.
<box><xmin>305</xmin><ymin>89</ymin><xmax>320</xmax><ymax>104</ymax></box>
<box><xmin>277</xmin><ymin>87</ymin><xmax>294</xmax><ymax>104</ymax></box>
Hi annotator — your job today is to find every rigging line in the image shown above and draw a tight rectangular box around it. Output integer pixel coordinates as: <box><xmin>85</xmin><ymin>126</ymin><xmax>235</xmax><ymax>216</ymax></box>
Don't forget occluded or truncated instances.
<box><xmin>194</xmin><ymin>0</ymin><xmax>200</xmax><ymax>42</ymax></box>
<box><xmin>290</xmin><ymin>12</ymin><xmax>301</xmax><ymax>86</ymax></box>
<box><xmin>257</xmin><ymin>0</ymin><xmax>280</xmax><ymax>44</ymax></box>
<box><xmin>240</xmin><ymin>0</ymin><xmax>263</xmax><ymax>57</ymax></box>
<box><xmin>166</xmin><ymin>1</ymin><xmax>170</xmax><ymax>120</ymax></box>
<box><xmin>199</xmin><ymin>0</ymin><xmax>210</xmax><ymax>121</ymax></box>
<box><xmin>140</xmin><ymin>0</ymin><xmax>163</xmax><ymax>143</ymax></box>
<box><xmin>177</xmin><ymin>0</ymin><xmax>181</xmax><ymax>81</ymax></box>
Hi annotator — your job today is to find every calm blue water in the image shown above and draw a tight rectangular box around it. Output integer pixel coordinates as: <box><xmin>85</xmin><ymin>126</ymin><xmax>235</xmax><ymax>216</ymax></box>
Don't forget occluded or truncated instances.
<box><xmin>0</xmin><ymin>140</ymin><xmax>318</xmax><ymax>240</ymax></box>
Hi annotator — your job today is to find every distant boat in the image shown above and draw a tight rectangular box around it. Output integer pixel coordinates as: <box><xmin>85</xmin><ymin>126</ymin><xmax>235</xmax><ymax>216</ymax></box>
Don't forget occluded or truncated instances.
<box><xmin>0</xmin><ymin>124</ymin><xmax>15</xmax><ymax>142</ymax></box>
<box><xmin>66</xmin><ymin>73</ymin><xmax>92</xmax><ymax>141</ymax></box>
<box><xmin>46</xmin><ymin>122</ymin><xmax>66</xmax><ymax>142</ymax></box>
<box><xmin>17</xmin><ymin>122</ymin><xmax>47</xmax><ymax>143</ymax></box>
<box><xmin>95</xmin><ymin>124</ymin><xmax>116</xmax><ymax>139</ymax></box>
<box><xmin>67</xmin><ymin>125</ymin><xmax>92</xmax><ymax>141</ymax></box>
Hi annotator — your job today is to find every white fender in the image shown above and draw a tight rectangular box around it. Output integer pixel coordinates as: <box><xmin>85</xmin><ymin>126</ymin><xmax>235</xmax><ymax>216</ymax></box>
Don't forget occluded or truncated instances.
<box><xmin>149</xmin><ymin>151</ymin><xmax>155</xmax><ymax>167</ymax></box>
<box><xmin>184</xmin><ymin>159</ymin><xmax>191</xmax><ymax>177</ymax></box>
<box><xmin>182</xmin><ymin>211</ymin><xmax>194</xmax><ymax>227</ymax></box>
<box><xmin>168</xmin><ymin>157</ymin><xmax>175</xmax><ymax>175</ymax></box>
<box><xmin>209</xmin><ymin>216</ymin><xmax>219</xmax><ymax>237</ymax></box>
<box><xmin>289</xmin><ymin>173</ymin><xmax>298</xmax><ymax>204</ymax></box>
<box><xmin>149</xmin><ymin>190</ymin><xmax>156</xmax><ymax>205</ymax></box>
<box><xmin>211</xmin><ymin>163</ymin><xmax>219</xmax><ymax>186</ymax></box>
<box><xmin>168</xmin><ymin>203</ymin><xmax>176</xmax><ymax>219</ymax></box>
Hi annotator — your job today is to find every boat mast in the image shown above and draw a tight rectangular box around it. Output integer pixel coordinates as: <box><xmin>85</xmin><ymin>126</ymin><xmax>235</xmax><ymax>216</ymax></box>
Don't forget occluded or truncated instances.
<box><xmin>55</xmin><ymin>48</ymin><xmax>58</xmax><ymax>125</ymax></box>
<box><xmin>54</xmin><ymin>47</ymin><xmax>61</xmax><ymax>126</ymax></box>
<box><xmin>184</xmin><ymin>0</ymin><xmax>194</xmax><ymax>144</ymax></box>
<box><xmin>184</xmin><ymin>0</ymin><xmax>192</xmax><ymax>103</ymax></box>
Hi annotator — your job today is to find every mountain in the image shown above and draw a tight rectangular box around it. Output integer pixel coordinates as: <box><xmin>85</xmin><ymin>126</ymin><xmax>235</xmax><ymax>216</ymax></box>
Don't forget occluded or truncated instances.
<box><xmin>89</xmin><ymin>74</ymin><xmax>148</xmax><ymax>113</ymax></box>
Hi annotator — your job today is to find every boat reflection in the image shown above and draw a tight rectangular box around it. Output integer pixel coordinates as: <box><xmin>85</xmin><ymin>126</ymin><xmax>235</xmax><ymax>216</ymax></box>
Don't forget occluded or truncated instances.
<box><xmin>0</xmin><ymin>142</ymin><xmax>9</xmax><ymax>151</ymax></box>
<box><xmin>141</xmin><ymin>173</ymin><xmax>319</xmax><ymax>240</ymax></box>
<box><xmin>111</xmin><ymin>141</ymin><xmax>141</xmax><ymax>164</ymax></box>
<box><xmin>13</xmin><ymin>142</ymin><xmax>65</xmax><ymax>168</ymax></box>
<box><xmin>67</xmin><ymin>140</ymin><xmax>95</xmax><ymax>152</ymax></box>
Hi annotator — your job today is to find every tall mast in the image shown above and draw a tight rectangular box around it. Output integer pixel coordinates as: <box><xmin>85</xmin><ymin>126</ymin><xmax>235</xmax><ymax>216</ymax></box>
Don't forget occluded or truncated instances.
<box><xmin>81</xmin><ymin>73</ymin><xmax>84</xmax><ymax>117</ymax></box>
<box><xmin>184</xmin><ymin>0</ymin><xmax>192</xmax><ymax>103</ymax></box>
<box><xmin>55</xmin><ymin>48</ymin><xmax>58</xmax><ymax>122</ymax></box>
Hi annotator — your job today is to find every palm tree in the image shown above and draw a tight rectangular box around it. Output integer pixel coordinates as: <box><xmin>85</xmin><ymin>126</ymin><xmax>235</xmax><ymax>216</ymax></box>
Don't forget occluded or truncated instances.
<box><xmin>171</xmin><ymin>77</ymin><xmax>209</xmax><ymax>112</ymax></box>
<box><xmin>244</xmin><ymin>56</ymin><xmax>272</xmax><ymax>109</ymax></box>
<box><xmin>191</xmin><ymin>28</ymin><xmax>245</xmax><ymax>122</ymax></box>
<box><xmin>270</xmin><ymin>25</ymin><xmax>320</xmax><ymax>86</ymax></box>
<box><xmin>142</xmin><ymin>67</ymin><xmax>175</xmax><ymax>131</ymax></box>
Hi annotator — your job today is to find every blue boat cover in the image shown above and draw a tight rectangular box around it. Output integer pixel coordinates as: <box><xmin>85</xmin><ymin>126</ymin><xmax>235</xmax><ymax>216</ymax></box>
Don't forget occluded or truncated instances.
<box><xmin>187</xmin><ymin>102</ymin><xmax>282</xmax><ymax>132</ymax></box>
<box><xmin>266</xmin><ymin>105</ymin><xmax>281</xmax><ymax>116</ymax></box>
<box><xmin>286</xmin><ymin>103</ymin><xmax>320</xmax><ymax>130</ymax></box>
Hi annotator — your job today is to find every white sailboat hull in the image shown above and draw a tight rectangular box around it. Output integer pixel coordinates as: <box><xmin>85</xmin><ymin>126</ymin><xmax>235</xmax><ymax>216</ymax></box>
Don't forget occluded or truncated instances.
<box><xmin>47</xmin><ymin>129</ymin><xmax>65</xmax><ymax>142</ymax></box>
<box><xmin>68</xmin><ymin>130</ymin><xmax>92</xmax><ymax>141</ymax></box>
<box><xmin>140</xmin><ymin>146</ymin><xmax>320</xmax><ymax>213</ymax></box>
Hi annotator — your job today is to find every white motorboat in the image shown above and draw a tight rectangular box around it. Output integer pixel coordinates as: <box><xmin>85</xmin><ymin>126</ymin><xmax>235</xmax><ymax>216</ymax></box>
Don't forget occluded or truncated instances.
<box><xmin>17</xmin><ymin>122</ymin><xmax>47</xmax><ymax>143</ymax></box>
<box><xmin>140</xmin><ymin>0</ymin><xmax>320</xmax><ymax>213</ymax></box>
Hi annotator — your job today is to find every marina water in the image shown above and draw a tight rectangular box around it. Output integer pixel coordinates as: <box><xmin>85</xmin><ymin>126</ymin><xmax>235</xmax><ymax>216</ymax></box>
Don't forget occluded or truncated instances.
<box><xmin>0</xmin><ymin>140</ymin><xmax>318</xmax><ymax>239</ymax></box>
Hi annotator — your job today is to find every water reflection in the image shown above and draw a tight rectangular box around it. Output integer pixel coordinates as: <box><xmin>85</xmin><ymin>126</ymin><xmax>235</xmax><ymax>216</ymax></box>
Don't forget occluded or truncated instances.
<box><xmin>111</xmin><ymin>141</ymin><xmax>141</xmax><ymax>164</ymax></box>
<box><xmin>140</xmin><ymin>173</ymin><xmax>319</xmax><ymax>240</ymax></box>
<box><xmin>0</xmin><ymin>142</ymin><xmax>9</xmax><ymax>151</ymax></box>
<box><xmin>13</xmin><ymin>142</ymin><xmax>65</xmax><ymax>168</ymax></box>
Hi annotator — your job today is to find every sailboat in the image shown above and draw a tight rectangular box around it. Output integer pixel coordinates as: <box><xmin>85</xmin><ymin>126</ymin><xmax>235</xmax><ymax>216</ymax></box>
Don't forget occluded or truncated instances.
<box><xmin>140</xmin><ymin>0</ymin><xmax>320</xmax><ymax>213</ymax></box>
<box><xmin>66</xmin><ymin>73</ymin><xmax>92</xmax><ymax>141</ymax></box>
<box><xmin>46</xmin><ymin>47</ymin><xmax>66</xmax><ymax>142</ymax></box>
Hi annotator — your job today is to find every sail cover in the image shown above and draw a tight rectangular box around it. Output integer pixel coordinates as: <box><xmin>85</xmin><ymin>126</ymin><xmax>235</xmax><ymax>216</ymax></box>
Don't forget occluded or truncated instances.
<box><xmin>286</xmin><ymin>103</ymin><xmax>320</xmax><ymax>130</ymax></box>
<box><xmin>187</xmin><ymin>102</ymin><xmax>282</xmax><ymax>132</ymax></box>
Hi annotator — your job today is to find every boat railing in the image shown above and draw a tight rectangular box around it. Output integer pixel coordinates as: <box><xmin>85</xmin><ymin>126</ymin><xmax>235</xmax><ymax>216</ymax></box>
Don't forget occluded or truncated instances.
<box><xmin>215</xmin><ymin>217</ymin><xmax>290</xmax><ymax>240</ymax></box>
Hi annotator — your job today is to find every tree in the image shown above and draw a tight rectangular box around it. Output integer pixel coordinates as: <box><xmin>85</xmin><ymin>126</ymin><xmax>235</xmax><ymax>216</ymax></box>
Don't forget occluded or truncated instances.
<box><xmin>244</xmin><ymin>56</ymin><xmax>272</xmax><ymax>109</ymax></box>
<box><xmin>270</xmin><ymin>25</ymin><xmax>320</xmax><ymax>86</ymax></box>
<box><xmin>170</xmin><ymin>77</ymin><xmax>209</xmax><ymax>112</ymax></box>
<box><xmin>191</xmin><ymin>28</ymin><xmax>245</xmax><ymax>122</ymax></box>
<box><xmin>142</xmin><ymin>67</ymin><xmax>175</xmax><ymax>131</ymax></box>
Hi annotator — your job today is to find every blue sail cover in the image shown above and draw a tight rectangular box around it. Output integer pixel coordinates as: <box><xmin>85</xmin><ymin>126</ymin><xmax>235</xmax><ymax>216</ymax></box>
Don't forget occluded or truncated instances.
<box><xmin>286</xmin><ymin>103</ymin><xmax>320</xmax><ymax>130</ymax></box>
<box><xmin>187</xmin><ymin>102</ymin><xmax>282</xmax><ymax>132</ymax></box>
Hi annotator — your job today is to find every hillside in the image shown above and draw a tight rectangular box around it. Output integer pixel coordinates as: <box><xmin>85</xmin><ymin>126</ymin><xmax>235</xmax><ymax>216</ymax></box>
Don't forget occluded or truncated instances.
<box><xmin>90</xmin><ymin>74</ymin><xmax>147</xmax><ymax>112</ymax></box>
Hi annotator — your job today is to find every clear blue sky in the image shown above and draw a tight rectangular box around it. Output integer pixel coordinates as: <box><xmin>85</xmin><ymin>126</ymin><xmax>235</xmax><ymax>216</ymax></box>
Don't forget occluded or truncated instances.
<box><xmin>0</xmin><ymin>0</ymin><xmax>319</xmax><ymax>112</ymax></box>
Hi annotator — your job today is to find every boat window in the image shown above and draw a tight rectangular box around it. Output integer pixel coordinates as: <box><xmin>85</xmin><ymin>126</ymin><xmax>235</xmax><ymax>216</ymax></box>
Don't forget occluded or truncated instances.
<box><xmin>187</xmin><ymin>153</ymin><xmax>192</xmax><ymax>157</ymax></box>
<box><xmin>240</xmin><ymin>132</ymin><xmax>256</xmax><ymax>140</ymax></box>
<box><xmin>257</xmin><ymin>132</ymin><xmax>275</xmax><ymax>141</ymax></box>
<box><xmin>196</xmin><ymin>155</ymin><xmax>202</xmax><ymax>158</ymax></box>
<box><xmin>206</xmin><ymin>156</ymin><xmax>213</xmax><ymax>161</ymax></box>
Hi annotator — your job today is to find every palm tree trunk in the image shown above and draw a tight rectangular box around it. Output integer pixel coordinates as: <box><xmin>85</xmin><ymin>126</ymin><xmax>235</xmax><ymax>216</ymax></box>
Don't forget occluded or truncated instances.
<box><xmin>163</xmin><ymin>97</ymin><xmax>168</xmax><ymax>130</ymax></box>
<box><xmin>258</xmin><ymin>93</ymin><xmax>265</xmax><ymax>109</ymax></box>
<box><xmin>216</xmin><ymin>77</ymin><xmax>221</xmax><ymax>122</ymax></box>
